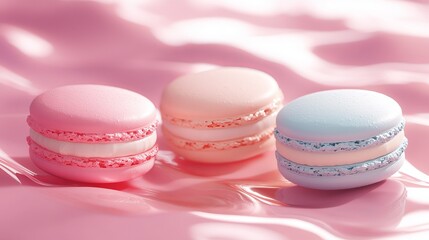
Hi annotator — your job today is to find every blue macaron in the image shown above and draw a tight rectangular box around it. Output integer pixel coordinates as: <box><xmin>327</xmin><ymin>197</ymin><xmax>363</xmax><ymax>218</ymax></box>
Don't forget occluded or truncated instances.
<box><xmin>275</xmin><ymin>89</ymin><xmax>407</xmax><ymax>190</ymax></box>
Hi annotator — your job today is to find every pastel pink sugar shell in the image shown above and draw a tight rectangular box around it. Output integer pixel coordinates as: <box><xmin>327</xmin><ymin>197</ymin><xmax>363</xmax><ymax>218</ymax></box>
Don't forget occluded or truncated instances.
<box><xmin>30</xmin><ymin>150</ymin><xmax>155</xmax><ymax>183</ymax></box>
<box><xmin>161</xmin><ymin>67</ymin><xmax>283</xmax><ymax>163</ymax></box>
<box><xmin>30</xmin><ymin>84</ymin><xmax>157</xmax><ymax>135</ymax></box>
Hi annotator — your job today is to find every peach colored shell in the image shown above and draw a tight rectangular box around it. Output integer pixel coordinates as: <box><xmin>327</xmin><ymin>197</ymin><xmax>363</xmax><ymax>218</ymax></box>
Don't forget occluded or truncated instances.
<box><xmin>29</xmin><ymin>85</ymin><xmax>157</xmax><ymax>134</ymax></box>
<box><xmin>164</xmin><ymin>129</ymin><xmax>276</xmax><ymax>163</ymax></box>
<box><xmin>160</xmin><ymin>67</ymin><xmax>283</xmax><ymax>122</ymax></box>
<box><xmin>160</xmin><ymin>67</ymin><xmax>282</xmax><ymax>163</ymax></box>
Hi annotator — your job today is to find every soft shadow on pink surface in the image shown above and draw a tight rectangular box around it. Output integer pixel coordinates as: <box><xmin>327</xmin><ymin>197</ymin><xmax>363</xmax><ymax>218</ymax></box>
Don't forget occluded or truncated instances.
<box><xmin>1</xmin><ymin>0</ymin><xmax>429</xmax><ymax>239</ymax></box>
<box><xmin>274</xmin><ymin>180</ymin><xmax>407</xmax><ymax>236</ymax></box>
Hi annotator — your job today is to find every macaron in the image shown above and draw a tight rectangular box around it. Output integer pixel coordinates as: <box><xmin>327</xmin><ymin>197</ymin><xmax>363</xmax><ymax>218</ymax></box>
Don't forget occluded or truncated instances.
<box><xmin>160</xmin><ymin>67</ymin><xmax>284</xmax><ymax>163</ymax></box>
<box><xmin>27</xmin><ymin>85</ymin><xmax>158</xmax><ymax>183</ymax></box>
<box><xmin>275</xmin><ymin>89</ymin><xmax>407</xmax><ymax>190</ymax></box>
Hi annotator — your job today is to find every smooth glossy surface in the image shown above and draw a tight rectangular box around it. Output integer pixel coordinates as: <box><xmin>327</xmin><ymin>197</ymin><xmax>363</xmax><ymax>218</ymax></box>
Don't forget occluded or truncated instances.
<box><xmin>1</xmin><ymin>0</ymin><xmax>429</xmax><ymax>239</ymax></box>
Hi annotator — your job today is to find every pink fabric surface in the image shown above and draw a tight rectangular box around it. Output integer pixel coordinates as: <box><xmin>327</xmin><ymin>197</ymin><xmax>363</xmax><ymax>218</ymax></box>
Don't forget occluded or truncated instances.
<box><xmin>1</xmin><ymin>0</ymin><xmax>429</xmax><ymax>239</ymax></box>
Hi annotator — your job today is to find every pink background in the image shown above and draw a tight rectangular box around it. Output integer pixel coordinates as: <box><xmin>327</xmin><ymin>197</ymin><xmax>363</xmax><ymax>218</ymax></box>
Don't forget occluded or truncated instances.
<box><xmin>1</xmin><ymin>0</ymin><xmax>429</xmax><ymax>239</ymax></box>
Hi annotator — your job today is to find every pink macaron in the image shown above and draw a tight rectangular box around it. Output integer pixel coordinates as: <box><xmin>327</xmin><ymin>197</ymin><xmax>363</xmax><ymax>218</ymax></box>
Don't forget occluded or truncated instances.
<box><xmin>27</xmin><ymin>85</ymin><xmax>159</xmax><ymax>183</ymax></box>
<box><xmin>160</xmin><ymin>67</ymin><xmax>284</xmax><ymax>163</ymax></box>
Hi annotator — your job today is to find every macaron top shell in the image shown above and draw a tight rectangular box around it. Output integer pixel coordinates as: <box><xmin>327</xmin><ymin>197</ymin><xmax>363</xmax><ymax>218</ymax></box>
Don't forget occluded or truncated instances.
<box><xmin>161</xmin><ymin>67</ymin><xmax>282</xmax><ymax>121</ymax></box>
<box><xmin>276</xmin><ymin>89</ymin><xmax>403</xmax><ymax>142</ymax></box>
<box><xmin>29</xmin><ymin>85</ymin><xmax>157</xmax><ymax>134</ymax></box>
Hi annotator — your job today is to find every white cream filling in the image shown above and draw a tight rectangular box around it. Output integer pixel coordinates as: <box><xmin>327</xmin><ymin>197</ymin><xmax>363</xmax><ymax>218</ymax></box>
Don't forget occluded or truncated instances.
<box><xmin>30</xmin><ymin>130</ymin><xmax>157</xmax><ymax>158</ymax></box>
<box><xmin>162</xmin><ymin>111</ymin><xmax>277</xmax><ymax>141</ymax></box>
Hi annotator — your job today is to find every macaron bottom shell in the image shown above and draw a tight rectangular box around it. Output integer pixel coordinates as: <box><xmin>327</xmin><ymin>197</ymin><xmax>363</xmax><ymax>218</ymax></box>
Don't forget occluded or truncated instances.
<box><xmin>30</xmin><ymin>150</ymin><xmax>155</xmax><ymax>183</ymax></box>
<box><xmin>166</xmin><ymin>134</ymin><xmax>275</xmax><ymax>163</ymax></box>
<box><xmin>277</xmin><ymin>154</ymin><xmax>405</xmax><ymax>190</ymax></box>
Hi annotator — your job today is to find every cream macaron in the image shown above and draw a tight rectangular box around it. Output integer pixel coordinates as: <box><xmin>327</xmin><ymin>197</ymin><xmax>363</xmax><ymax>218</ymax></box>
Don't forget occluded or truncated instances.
<box><xmin>160</xmin><ymin>67</ymin><xmax>284</xmax><ymax>163</ymax></box>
